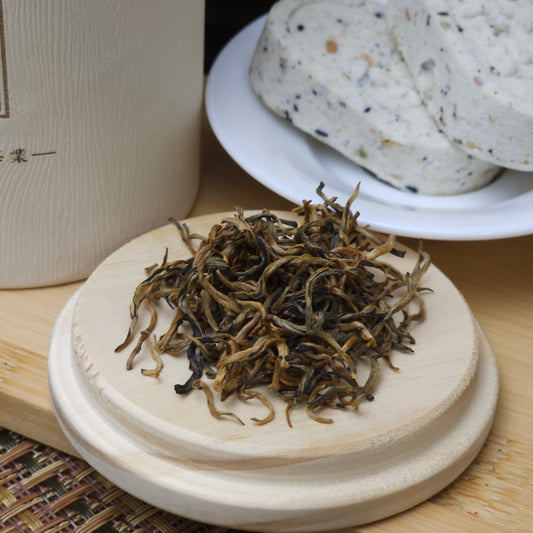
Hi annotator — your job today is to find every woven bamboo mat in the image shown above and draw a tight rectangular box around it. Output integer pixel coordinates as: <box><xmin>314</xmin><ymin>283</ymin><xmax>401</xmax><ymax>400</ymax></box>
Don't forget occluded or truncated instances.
<box><xmin>0</xmin><ymin>428</ymin><xmax>241</xmax><ymax>533</ymax></box>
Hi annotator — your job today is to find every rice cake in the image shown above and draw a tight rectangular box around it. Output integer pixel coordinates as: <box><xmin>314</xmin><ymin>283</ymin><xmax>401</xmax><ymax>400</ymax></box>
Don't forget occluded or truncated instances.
<box><xmin>387</xmin><ymin>0</ymin><xmax>533</xmax><ymax>170</ymax></box>
<box><xmin>249</xmin><ymin>0</ymin><xmax>499</xmax><ymax>195</ymax></box>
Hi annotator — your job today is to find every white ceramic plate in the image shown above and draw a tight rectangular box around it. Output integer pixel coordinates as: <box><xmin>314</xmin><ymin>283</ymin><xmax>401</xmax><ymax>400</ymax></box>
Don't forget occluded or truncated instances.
<box><xmin>205</xmin><ymin>15</ymin><xmax>533</xmax><ymax>241</ymax></box>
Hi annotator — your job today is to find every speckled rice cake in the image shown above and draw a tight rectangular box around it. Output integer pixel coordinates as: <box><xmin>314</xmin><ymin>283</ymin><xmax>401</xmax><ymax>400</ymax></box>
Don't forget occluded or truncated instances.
<box><xmin>387</xmin><ymin>0</ymin><xmax>533</xmax><ymax>171</ymax></box>
<box><xmin>249</xmin><ymin>0</ymin><xmax>499</xmax><ymax>195</ymax></box>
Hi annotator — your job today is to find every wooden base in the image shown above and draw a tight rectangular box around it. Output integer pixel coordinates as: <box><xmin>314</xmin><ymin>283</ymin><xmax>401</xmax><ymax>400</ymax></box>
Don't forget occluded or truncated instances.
<box><xmin>48</xmin><ymin>213</ymin><xmax>498</xmax><ymax>532</ymax></box>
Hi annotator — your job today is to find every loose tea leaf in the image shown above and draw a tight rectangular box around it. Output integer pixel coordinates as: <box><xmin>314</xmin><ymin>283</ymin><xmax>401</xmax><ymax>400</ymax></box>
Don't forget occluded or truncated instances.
<box><xmin>116</xmin><ymin>184</ymin><xmax>431</xmax><ymax>425</ymax></box>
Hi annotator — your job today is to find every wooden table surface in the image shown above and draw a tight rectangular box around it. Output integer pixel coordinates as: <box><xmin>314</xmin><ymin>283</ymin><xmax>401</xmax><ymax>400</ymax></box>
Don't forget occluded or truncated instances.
<box><xmin>1</xmin><ymin>111</ymin><xmax>532</xmax><ymax>532</ymax></box>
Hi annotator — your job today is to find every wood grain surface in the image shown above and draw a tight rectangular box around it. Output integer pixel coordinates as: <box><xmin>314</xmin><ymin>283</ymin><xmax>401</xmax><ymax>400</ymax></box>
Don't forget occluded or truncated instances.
<box><xmin>1</xmin><ymin>110</ymin><xmax>532</xmax><ymax>532</ymax></box>
<box><xmin>47</xmin><ymin>211</ymin><xmax>497</xmax><ymax>531</ymax></box>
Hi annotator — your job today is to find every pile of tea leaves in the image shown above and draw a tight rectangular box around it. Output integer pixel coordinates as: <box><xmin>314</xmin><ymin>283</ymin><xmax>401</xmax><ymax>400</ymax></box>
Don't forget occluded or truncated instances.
<box><xmin>116</xmin><ymin>184</ymin><xmax>431</xmax><ymax>426</ymax></box>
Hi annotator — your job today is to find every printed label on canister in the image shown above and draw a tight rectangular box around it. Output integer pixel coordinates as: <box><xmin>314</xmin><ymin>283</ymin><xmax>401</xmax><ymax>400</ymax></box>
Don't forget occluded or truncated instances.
<box><xmin>0</xmin><ymin>0</ymin><xmax>9</xmax><ymax>118</ymax></box>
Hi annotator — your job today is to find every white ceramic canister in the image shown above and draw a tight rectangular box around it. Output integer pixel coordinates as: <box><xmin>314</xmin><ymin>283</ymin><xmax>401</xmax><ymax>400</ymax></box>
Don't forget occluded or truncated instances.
<box><xmin>0</xmin><ymin>0</ymin><xmax>204</xmax><ymax>288</ymax></box>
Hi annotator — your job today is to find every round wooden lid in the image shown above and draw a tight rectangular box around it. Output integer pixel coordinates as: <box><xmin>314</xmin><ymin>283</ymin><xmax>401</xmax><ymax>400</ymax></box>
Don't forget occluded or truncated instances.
<box><xmin>49</xmin><ymin>212</ymin><xmax>498</xmax><ymax>531</ymax></box>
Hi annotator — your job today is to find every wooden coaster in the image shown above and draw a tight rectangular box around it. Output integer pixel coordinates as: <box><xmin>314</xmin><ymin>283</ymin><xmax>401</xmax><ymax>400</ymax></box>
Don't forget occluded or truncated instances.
<box><xmin>48</xmin><ymin>212</ymin><xmax>498</xmax><ymax>532</ymax></box>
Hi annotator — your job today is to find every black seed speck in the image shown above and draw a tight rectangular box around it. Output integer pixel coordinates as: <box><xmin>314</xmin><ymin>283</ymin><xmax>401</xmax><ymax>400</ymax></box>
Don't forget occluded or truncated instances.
<box><xmin>364</xmin><ymin>106</ymin><xmax>372</xmax><ymax>113</ymax></box>
<box><xmin>488</xmin><ymin>148</ymin><xmax>493</xmax><ymax>154</ymax></box>
<box><xmin>312</xmin><ymin>89</ymin><xmax>318</xmax><ymax>96</ymax></box>
<box><xmin>285</xmin><ymin>110</ymin><xmax>292</xmax><ymax>123</ymax></box>
<box><xmin>406</xmin><ymin>185</ymin><xmax>419</xmax><ymax>193</ymax></box>
<box><xmin>375</xmin><ymin>12</ymin><xmax>383</xmax><ymax>18</ymax></box>
<box><xmin>457</xmin><ymin>25</ymin><xmax>463</xmax><ymax>32</ymax></box>
<box><xmin>339</xmin><ymin>101</ymin><xmax>347</xmax><ymax>108</ymax></box>
<box><xmin>427</xmin><ymin>15</ymin><xmax>431</xmax><ymax>26</ymax></box>
<box><xmin>315</xmin><ymin>129</ymin><xmax>329</xmax><ymax>137</ymax></box>
<box><xmin>295</xmin><ymin>94</ymin><xmax>301</xmax><ymax>99</ymax></box>
<box><xmin>293</xmin><ymin>104</ymin><xmax>299</xmax><ymax>112</ymax></box>
<box><xmin>438</xmin><ymin>11</ymin><xmax>449</xmax><ymax>16</ymax></box>
<box><xmin>263</xmin><ymin>46</ymin><xmax>268</xmax><ymax>53</ymax></box>
<box><xmin>422</xmin><ymin>156</ymin><xmax>428</xmax><ymax>161</ymax></box>
<box><xmin>297</xmin><ymin>24</ymin><xmax>305</xmax><ymax>31</ymax></box>
<box><xmin>467</xmin><ymin>171</ymin><xmax>473</xmax><ymax>176</ymax></box>
<box><xmin>468</xmin><ymin>154</ymin><xmax>473</xmax><ymax>159</ymax></box>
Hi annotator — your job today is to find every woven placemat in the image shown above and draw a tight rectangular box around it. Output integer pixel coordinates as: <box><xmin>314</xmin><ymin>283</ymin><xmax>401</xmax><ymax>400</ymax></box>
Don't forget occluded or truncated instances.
<box><xmin>0</xmin><ymin>428</ymin><xmax>242</xmax><ymax>533</ymax></box>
